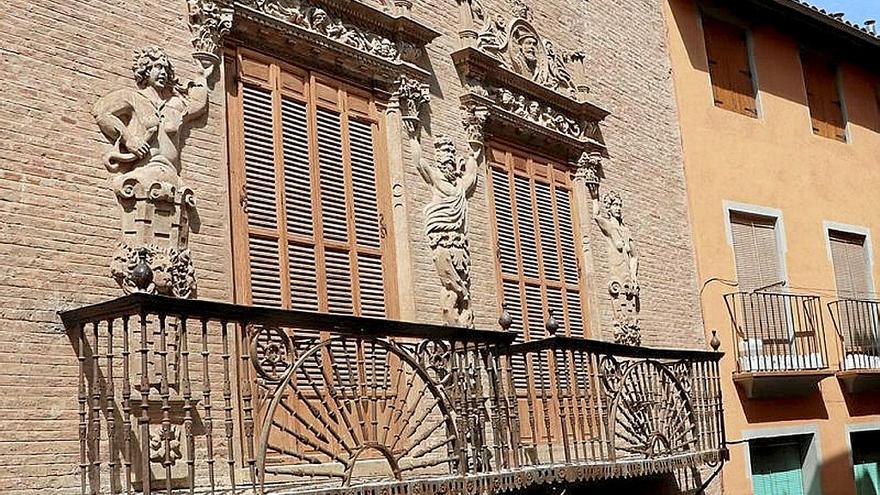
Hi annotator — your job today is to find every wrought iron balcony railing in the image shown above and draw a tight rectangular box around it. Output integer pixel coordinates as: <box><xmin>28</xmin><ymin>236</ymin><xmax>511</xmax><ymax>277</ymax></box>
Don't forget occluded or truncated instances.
<box><xmin>828</xmin><ymin>298</ymin><xmax>880</xmax><ymax>371</ymax></box>
<box><xmin>61</xmin><ymin>294</ymin><xmax>724</xmax><ymax>495</ymax></box>
<box><xmin>724</xmin><ymin>292</ymin><xmax>829</xmax><ymax>373</ymax></box>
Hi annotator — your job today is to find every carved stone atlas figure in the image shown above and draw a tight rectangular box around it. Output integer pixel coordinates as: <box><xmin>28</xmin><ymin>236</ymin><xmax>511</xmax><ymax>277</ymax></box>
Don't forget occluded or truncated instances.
<box><xmin>417</xmin><ymin>135</ymin><xmax>481</xmax><ymax>328</ymax></box>
<box><xmin>584</xmin><ymin>154</ymin><xmax>642</xmax><ymax>345</ymax></box>
<box><xmin>92</xmin><ymin>47</ymin><xmax>216</xmax><ymax>297</ymax></box>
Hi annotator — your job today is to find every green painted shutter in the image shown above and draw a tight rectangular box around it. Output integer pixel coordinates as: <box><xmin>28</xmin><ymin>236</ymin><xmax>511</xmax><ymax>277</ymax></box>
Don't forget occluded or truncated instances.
<box><xmin>853</xmin><ymin>431</ymin><xmax>880</xmax><ymax>495</ymax></box>
<box><xmin>751</xmin><ymin>442</ymin><xmax>805</xmax><ymax>495</ymax></box>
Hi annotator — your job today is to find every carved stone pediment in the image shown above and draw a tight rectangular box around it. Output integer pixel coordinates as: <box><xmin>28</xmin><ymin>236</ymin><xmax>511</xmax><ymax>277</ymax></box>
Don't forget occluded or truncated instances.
<box><xmin>452</xmin><ymin>0</ymin><xmax>609</xmax><ymax>161</ymax></box>
<box><xmin>232</xmin><ymin>0</ymin><xmax>439</xmax><ymax>90</ymax></box>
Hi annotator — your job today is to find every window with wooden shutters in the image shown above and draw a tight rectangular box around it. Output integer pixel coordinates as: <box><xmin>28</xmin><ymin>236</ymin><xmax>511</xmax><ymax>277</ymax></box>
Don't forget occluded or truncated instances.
<box><xmin>486</xmin><ymin>145</ymin><xmax>587</xmax><ymax>390</ymax></box>
<box><xmin>702</xmin><ymin>16</ymin><xmax>758</xmax><ymax>117</ymax></box>
<box><xmin>830</xmin><ymin>230</ymin><xmax>872</xmax><ymax>299</ymax></box>
<box><xmin>228</xmin><ymin>50</ymin><xmax>395</xmax><ymax>319</ymax></box>
<box><xmin>801</xmin><ymin>52</ymin><xmax>847</xmax><ymax>142</ymax></box>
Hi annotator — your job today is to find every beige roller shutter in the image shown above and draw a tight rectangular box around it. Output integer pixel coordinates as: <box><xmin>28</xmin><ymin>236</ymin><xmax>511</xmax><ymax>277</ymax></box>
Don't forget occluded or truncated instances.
<box><xmin>829</xmin><ymin>230</ymin><xmax>871</xmax><ymax>299</ymax></box>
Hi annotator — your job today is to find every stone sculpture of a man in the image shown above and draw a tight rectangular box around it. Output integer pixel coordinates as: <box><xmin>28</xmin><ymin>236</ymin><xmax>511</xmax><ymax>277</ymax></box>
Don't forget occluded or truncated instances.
<box><xmin>92</xmin><ymin>47</ymin><xmax>215</xmax><ymax>297</ymax></box>
<box><xmin>417</xmin><ymin>136</ymin><xmax>480</xmax><ymax>328</ymax></box>
<box><xmin>587</xmin><ymin>179</ymin><xmax>641</xmax><ymax>345</ymax></box>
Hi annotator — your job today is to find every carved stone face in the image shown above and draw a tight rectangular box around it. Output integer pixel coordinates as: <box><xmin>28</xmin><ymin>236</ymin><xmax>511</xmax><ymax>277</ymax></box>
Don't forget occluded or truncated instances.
<box><xmin>609</xmin><ymin>200</ymin><xmax>622</xmax><ymax>220</ymax></box>
<box><xmin>527</xmin><ymin>101</ymin><xmax>540</xmax><ymax>119</ymax></box>
<box><xmin>148</xmin><ymin>63</ymin><xmax>170</xmax><ymax>90</ymax></box>
<box><xmin>311</xmin><ymin>8</ymin><xmax>328</xmax><ymax>30</ymax></box>
<box><xmin>436</xmin><ymin>141</ymin><xmax>459</xmax><ymax>183</ymax></box>
<box><xmin>520</xmin><ymin>36</ymin><xmax>538</xmax><ymax>63</ymax></box>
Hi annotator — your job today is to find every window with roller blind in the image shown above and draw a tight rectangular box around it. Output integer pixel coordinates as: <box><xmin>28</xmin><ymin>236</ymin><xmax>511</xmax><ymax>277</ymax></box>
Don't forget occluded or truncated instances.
<box><xmin>829</xmin><ymin>230</ymin><xmax>872</xmax><ymax>300</ymax></box>
<box><xmin>730</xmin><ymin>212</ymin><xmax>785</xmax><ymax>292</ymax></box>
<box><xmin>701</xmin><ymin>15</ymin><xmax>758</xmax><ymax>118</ymax></box>
<box><xmin>226</xmin><ymin>50</ymin><xmax>396</xmax><ymax>319</ymax></box>
<box><xmin>729</xmin><ymin>211</ymin><xmax>787</xmax><ymax>344</ymax></box>
<box><xmin>486</xmin><ymin>145</ymin><xmax>588</xmax><ymax>389</ymax></box>
<box><xmin>801</xmin><ymin>51</ymin><xmax>847</xmax><ymax>142</ymax></box>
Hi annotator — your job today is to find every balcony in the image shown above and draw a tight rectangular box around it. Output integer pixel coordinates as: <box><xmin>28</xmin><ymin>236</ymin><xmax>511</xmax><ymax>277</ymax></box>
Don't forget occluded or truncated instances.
<box><xmin>828</xmin><ymin>298</ymin><xmax>880</xmax><ymax>393</ymax></box>
<box><xmin>61</xmin><ymin>294</ymin><xmax>724</xmax><ymax>494</ymax></box>
<box><xmin>724</xmin><ymin>291</ymin><xmax>832</xmax><ymax>399</ymax></box>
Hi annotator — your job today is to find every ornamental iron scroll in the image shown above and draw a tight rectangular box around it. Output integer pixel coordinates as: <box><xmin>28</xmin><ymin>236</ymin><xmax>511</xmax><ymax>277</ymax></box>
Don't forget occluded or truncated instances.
<box><xmin>607</xmin><ymin>360</ymin><xmax>699</xmax><ymax>460</ymax></box>
<box><xmin>255</xmin><ymin>336</ymin><xmax>463</xmax><ymax>488</ymax></box>
<box><xmin>250</xmin><ymin>325</ymin><xmax>294</xmax><ymax>381</ymax></box>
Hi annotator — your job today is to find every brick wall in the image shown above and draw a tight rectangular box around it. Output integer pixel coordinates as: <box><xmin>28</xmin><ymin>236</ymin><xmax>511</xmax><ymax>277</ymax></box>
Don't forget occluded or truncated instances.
<box><xmin>0</xmin><ymin>0</ymin><xmax>704</xmax><ymax>491</ymax></box>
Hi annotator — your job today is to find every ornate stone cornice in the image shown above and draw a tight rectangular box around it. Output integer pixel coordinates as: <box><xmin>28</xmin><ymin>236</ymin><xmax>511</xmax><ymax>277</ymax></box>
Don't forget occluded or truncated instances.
<box><xmin>451</xmin><ymin>0</ymin><xmax>609</xmax><ymax>162</ymax></box>
<box><xmin>233</xmin><ymin>0</ymin><xmax>439</xmax><ymax>90</ymax></box>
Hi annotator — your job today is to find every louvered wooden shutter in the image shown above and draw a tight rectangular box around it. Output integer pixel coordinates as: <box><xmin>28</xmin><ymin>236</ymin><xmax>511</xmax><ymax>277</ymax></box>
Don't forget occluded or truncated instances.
<box><xmin>230</xmin><ymin>52</ymin><xmax>394</xmax><ymax>320</ymax></box>
<box><xmin>488</xmin><ymin>147</ymin><xmax>588</xmax><ymax>389</ymax></box>
<box><xmin>802</xmin><ymin>52</ymin><xmax>846</xmax><ymax>142</ymax></box>
<box><xmin>702</xmin><ymin>16</ymin><xmax>757</xmax><ymax>117</ymax></box>
<box><xmin>830</xmin><ymin>231</ymin><xmax>871</xmax><ymax>299</ymax></box>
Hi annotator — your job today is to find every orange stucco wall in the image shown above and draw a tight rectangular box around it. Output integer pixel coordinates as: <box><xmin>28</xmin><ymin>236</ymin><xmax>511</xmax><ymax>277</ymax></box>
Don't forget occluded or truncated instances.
<box><xmin>663</xmin><ymin>0</ymin><xmax>880</xmax><ymax>494</ymax></box>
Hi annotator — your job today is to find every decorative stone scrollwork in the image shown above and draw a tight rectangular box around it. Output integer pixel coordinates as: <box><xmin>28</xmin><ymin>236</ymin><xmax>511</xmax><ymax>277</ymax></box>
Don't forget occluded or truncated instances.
<box><xmin>149</xmin><ymin>424</ymin><xmax>183</xmax><ymax>466</ymax></box>
<box><xmin>451</xmin><ymin>0</ymin><xmax>607</xmax><ymax>163</ymax></box>
<box><xmin>461</xmin><ymin>103</ymin><xmax>489</xmax><ymax>145</ymax></box>
<box><xmin>241</xmin><ymin>0</ymin><xmax>418</xmax><ymax>62</ymax></box>
<box><xmin>93</xmin><ymin>46</ymin><xmax>219</xmax><ymax>297</ymax></box>
<box><xmin>417</xmin><ymin>135</ymin><xmax>480</xmax><ymax>328</ymax></box>
<box><xmin>187</xmin><ymin>0</ymin><xmax>233</xmax><ymax>57</ymax></box>
<box><xmin>471</xmin><ymin>0</ymin><xmax>588</xmax><ymax>97</ymax></box>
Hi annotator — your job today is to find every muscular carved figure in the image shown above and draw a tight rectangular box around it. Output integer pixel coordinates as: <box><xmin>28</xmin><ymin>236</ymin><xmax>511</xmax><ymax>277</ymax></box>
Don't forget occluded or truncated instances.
<box><xmin>417</xmin><ymin>136</ymin><xmax>480</xmax><ymax>327</ymax></box>
<box><xmin>92</xmin><ymin>47</ymin><xmax>214</xmax><ymax>297</ymax></box>
<box><xmin>93</xmin><ymin>47</ymin><xmax>211</xmax><ymax>175</ymax></box>
<box><xmin>588</xmin><ymin>182</ymin><xmax>641</xmax><ymax>345</ymax></box>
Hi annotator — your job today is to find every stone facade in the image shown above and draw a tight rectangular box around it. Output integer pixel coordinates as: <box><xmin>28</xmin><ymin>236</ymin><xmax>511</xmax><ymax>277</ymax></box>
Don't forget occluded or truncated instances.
<box><xmin>0</xmin><ymin>0</ymin><xmax>703</xmax><ymax>492</ymax></box>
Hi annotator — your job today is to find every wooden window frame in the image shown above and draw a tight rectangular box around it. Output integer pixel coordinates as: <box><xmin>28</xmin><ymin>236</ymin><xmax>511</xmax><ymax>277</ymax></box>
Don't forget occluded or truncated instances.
<box><xmin>486</xmin><ymin>142</ymin><xmax>589</xmax><ymax>342</ymax></box>
<box><xmin>701</xmin><ymin>14</ymin><xmax>758</xmax><ymax>118</ymax></box>
<box><xmin>801</xmin><ymin>50</ymin><xmax>848</xmax><ymax>142</ymax></box>
<box><xmin>225</xmin><ymin>47</ymin><xmax>399</xmax><ymax>319</ymax></box>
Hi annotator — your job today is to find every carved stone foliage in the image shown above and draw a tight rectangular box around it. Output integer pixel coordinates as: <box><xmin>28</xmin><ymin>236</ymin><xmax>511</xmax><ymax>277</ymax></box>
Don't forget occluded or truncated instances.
<box><xmin>581</xmin><ymin>155</ymin><xmax>641</xmax><ymax>346</ymax></box>
<box><xmin>395</xmin><ymin>75</ymin><xmax>431</xmax><ymax>136</ymax></box>
<box><xmin>240</xmin><ymin>0</ymin><xmax>419</xmax><ymax>63</ymax></box>
<box><xmin>187</xmin><ymin>0</ymin><xmax>234</xmax><ymax>56</ymax></box>
<box><xmin>417</xmin><ymin>135</ymin><xmax>480</xmax><ymax>328</ymax></box>
<box><xmin>93</xmin><ymin>46</ymin><xmax>219</xmax><ymax>297</ymax></box>
<box><xmin>471</xmin><ymin>0</ymin><xmax>588</xmax><ymax>97</ymax></box>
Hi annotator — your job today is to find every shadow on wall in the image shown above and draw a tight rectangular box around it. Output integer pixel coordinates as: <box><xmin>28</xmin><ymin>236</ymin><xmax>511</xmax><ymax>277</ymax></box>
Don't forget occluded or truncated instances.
<box><xmin>666</xmin><ymin>0</ymin><xmax>879</xmax><ymax>132</ymax></box>
<box><xmin>737</xmin><ymin>386</ymin><xmax>829</xmax><ymax>423</ymax></box>
<box><xmin>843</xmin><ymin>390</ymin><xmax>880</xmax><ymax>417</ymax></box>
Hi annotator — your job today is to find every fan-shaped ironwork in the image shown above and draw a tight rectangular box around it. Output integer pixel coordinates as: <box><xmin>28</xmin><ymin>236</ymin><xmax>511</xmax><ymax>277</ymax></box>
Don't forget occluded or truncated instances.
<box><xmin>255</xmin><ymin>336</ymin><xmax>462</xmax><ymax>490</ymax></box>
<box><xmin>608</xmin><ymin>360</ymin><xmax>698</xmax><ymax>460</ymax></box>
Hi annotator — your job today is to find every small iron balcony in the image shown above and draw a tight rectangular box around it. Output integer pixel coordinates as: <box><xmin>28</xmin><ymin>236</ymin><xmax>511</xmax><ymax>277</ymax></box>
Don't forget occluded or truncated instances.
<box><xmin>724</xmin><ymin>291</ymin><xmax>832</xmax><ymax>398</ymax></box>
<box><xmin>828</xmin><ymin>298</ymin><xmax>880</xmax><ymax>393</ymax></box>
<box><xmin>61</xmin><ymin>294</ymin><xmax>724</xmax><ymax>495</ymax></box>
